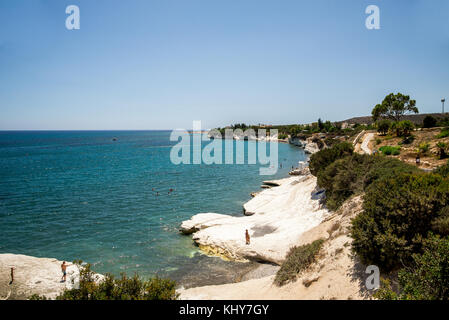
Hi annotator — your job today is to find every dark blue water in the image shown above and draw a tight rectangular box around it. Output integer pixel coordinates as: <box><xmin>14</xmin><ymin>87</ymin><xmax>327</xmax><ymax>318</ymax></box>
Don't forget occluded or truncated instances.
<box><xmin>0</xmin><ymin>131</ymin><xmax>305</xmax><ymax>284</ymax></box>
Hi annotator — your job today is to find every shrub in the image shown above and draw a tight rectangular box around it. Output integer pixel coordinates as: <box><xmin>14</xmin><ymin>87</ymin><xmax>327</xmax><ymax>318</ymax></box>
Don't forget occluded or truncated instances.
<box><xmin>400</xmin><ymin>135</ymin><xmax>415</xmax><ymax>145</ymax></box>
<box><xmin>435</xmin><ymin>161</ymin><xmax>449</xmax><ymax>177</ymax></box>
<box><xmin>377</xmin><ymin>120</ymin><xmax>391</xmax><ymax>135</ymax></box>
<box><xmin>309</xmin><ymin>142</ymin><xmax>353</xmax><ymax>177</ymax></box>
<box><xmin>436</xmin><ymin>128</ymin><xmax>449</xmax><ymax>139</ymax></box>
<box><xmin>351</xmin><ymin>173</ymin><xmax>449</xmax><ymax>271</ymax></box>
<box><xmin>423</xmin><ymin>115</ymin><xmax>437</xmax><ymax>128</ymax></box>
<box><xmin>317</xmin><ymin>154</ymin><xmax>418</xmax><ymax>210</ymax></box>
<box><xmin>323</xmin><ymin>137</ymin><xmax>340</xmax><ymax>148</ymax></box>
<box><xmin>436</xmin><ymin>142</ymin><xmax>448</xmax><ymax>159</ymax></box>
<box><xmin>29</xmin><ymin>294</ymin><xmax>48</xmax><ymax>300</ymax></box>
<box><xmin>438</xmin><ymin>117</ymin><xmax>449</xmax><ymax>127</ymax></box>
<box><xmin>278</xmin><ymin>133</ymin><xmax>288</xmax><ymax>140</ymax></box>
<box><xmin>431</xmin><ymin>206</ymin><xmax>449</xmax><ymax>236</ymax></box>
<box><xmin>375</xmin><ymin>235</ymin><xmax>449</xmax><ymax>300</ymax></box>
<box><xmin>49</xmin><ymin>262</ymin><xmax>178</xmax><ymax>300</ymax></box>
<box><xmin>274</xmin><ymin>239</ymin><xmax>324</xmax><ymax>286</ymax></box>
<box><xmin>418</xmin><ymin>142</ymin><xmax>430</xmax><ymax>155</ymax></box>
<box><xmin>379</xmin><ymin>145</ymin><xmax>401</xmax><ymax>156</ymax></box>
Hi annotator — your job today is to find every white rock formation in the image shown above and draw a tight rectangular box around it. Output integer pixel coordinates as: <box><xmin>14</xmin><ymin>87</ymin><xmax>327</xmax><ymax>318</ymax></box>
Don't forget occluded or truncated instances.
<box><xmin>180</xmin><ymin>175</ymin><xmax>330</xmax><ymax>265</ymax></box>
<box><xmin>179</xmin><ymin>195</ymin><xmax>371</xmax><ymax>300</ymax></box>
<box><xmin>0</xmin><ymin>254</ymin><xmax>103</xmax><ymax>300</ymax></box>
<box><xmin>304</xmin><ymin>142</ymin><xmax>320</xmax><ymax>154</ymax></box>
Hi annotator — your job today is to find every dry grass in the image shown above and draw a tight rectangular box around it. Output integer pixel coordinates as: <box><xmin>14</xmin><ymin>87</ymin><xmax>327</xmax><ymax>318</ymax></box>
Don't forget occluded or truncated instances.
<box><xmin>373</xmin><ymin>127</ymin><xmax>449</xmax><ymax>169</ymax></box>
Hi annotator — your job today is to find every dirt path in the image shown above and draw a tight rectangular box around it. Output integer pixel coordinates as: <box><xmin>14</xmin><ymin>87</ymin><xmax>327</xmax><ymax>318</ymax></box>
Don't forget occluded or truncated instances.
<box><xmin>360</xmin><ymin>132</ymin><xmax>375</xmax><ymax>155</ymax></box>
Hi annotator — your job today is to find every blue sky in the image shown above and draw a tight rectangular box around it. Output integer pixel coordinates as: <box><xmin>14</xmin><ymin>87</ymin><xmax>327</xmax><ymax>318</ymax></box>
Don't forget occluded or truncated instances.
<box><xmin>0</xmin><ymin>0</ymin><xmax>448</xmax><ymax>130</ymax></box>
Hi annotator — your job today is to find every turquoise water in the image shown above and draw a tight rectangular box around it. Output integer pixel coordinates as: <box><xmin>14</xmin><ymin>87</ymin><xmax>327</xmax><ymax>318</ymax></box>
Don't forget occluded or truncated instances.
<box><xmin>0</xmin><ymin>131</ymin><xmax>306</xmax><ymax>283</ymax></box>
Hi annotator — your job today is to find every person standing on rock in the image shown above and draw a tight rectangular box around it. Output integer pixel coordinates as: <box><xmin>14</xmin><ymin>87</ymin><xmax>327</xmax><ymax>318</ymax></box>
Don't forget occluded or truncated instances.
<box><xmin>61</xmin><ymin>261</ymin><xmax>71</xmax><ymax>282</ymax></box>
<box><xmin>9</xmin><ymin>267</ymin><xmax>15</xmax><ymax>285</ymax></box>
<box><xmin>245</xmin><ymin>229</ymin><xmax>250</xmax><ymax>245</ymax></box>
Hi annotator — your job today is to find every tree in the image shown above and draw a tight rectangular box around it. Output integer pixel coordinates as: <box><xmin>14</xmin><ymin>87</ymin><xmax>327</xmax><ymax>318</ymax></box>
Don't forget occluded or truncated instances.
<box><xmin>317</xmin><ymin>118</ymin><xmax>324</xmax><ymax>131</ymax></box>
<box><xmin>372</xmin><ymin>93</ymin><xmax>418</xmax><ymax>122</ymax></box>
<box><xmin>377</xmin><ymin>120</ymin><xmax>391</xmax><ymax>135</ymax></box>
<box><xmin>390</xmin><ymin>120</ymin><xmax>414</xmax><ymax>137</ymax></box>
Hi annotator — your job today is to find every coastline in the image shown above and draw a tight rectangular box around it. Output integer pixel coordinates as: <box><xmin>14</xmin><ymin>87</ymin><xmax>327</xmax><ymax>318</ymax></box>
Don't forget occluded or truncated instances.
<box><xmin>0</xmin><ymin>140</ymin><xmax>324</xmax><ymax>299</ymax></box>
<box><xmin>180</xmin><ymin>173</ymin><xmax>329</xmax><ymax>265</ymax></box>
<box><xmin>178</xmin><ymin>193</ymin><xmax>370</xmax><ymax>300</ymax></box>
<box><xmin>177</xmin><ymin>137</ymin><xmax>374</xmax><ymax>299</ymax></box>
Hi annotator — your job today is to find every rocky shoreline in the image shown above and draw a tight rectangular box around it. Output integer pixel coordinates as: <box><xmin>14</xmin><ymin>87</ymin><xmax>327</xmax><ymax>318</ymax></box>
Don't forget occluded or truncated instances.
<box><xmin>0</xmin><ymin>139</ymin><xmax>324</xmax><ymax>300</ymax></box>
<box><xmin>178</xmin><ymin>193</ymin><xmax>371</xmax><ymax>300</ymax></box>
<box><xmin>0</xmin><ymin>254</ymin><xmax>103</xmax><ymax>300</ymax></box>
<box><xmin>178</xmin><ymin>142</ymin><xmax>374</xmax><ymax>300</ymax></box>
<box><xmin>180</xmin><ymin>173</ymin><xmax>330</xmax><ymax>265</ymax></box>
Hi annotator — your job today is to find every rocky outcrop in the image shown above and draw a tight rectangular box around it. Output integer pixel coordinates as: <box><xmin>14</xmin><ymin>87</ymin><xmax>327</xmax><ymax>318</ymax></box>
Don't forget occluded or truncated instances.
<box><xmin>288</xmin><ymin>136</ymin><xmax>322</xmax><ymax>154</ymax></box>
<box><xmin>179</xmin><ymin>195</ymin><xmax>372</xmax><ymax>300</ymax></box>
<box><xmin>288</xmin><ymin>137</ymin><xmax>306</xmax><ymax>147</ymax></box>
<box><xmin>304</xmin><ymin>142</ymin><xmax>320</xmax><ymax>154</ymax></box>
<box><xmin>180</xmin><ymin>175</ymin><xmax>331</xmax><ymax>265</ymax></box>
<box><xmin>0</xmin><ymin>254</ymin><xmax>103</xmax><ymax>300</ymax></box>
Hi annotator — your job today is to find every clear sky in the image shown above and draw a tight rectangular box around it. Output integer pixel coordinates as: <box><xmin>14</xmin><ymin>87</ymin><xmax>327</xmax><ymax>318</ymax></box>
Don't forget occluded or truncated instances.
<box><xmin>1</xmin><ymin>0</ymin><xmax>448</xmax><ymax>130</ymax></box>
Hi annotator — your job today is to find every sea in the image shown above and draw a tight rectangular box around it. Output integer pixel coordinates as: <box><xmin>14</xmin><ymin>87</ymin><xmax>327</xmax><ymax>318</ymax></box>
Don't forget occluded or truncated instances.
<box><xmin>0</xmin><ymin>130</ymin><xmax>307</xmax><ymax>287</ymax></box>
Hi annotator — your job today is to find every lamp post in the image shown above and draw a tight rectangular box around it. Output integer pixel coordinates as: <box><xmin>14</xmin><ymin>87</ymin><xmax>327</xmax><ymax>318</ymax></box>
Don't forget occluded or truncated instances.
<box><xmin>443</xmin><ymin>98</ymin><xmax>446</xmax><ymax>114</ymax></box>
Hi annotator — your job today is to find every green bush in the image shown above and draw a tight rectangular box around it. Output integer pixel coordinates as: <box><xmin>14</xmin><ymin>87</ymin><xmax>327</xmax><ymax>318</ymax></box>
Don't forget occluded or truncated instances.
<box><xmin>436</xmin><ymin>142</ymin><xmax>448</xmax><ymax>159</ymax></box>
<box><xmin>274</xmin><ymin>239</ymin><xmax>324</xmax><ymax>286</ymax></box>
<box><xmin>418</xmin><ymin>142</ymin><xmax>430</xmax><ymax>155</ymax></box>
<box><xmin>436</xmin><ymin>128</ymin><xmax>449</xmax><ymax>139</ymax></box>
<box><xmin>379</xmin><ymin>145</ymin><xmax>401</xmax><ymax>156</ymax></box>
<box><xmin>317</xmin><ymin>154</ymin><xmax>418</xmax><ymax>210</ymax></box>
<box><xmin>351</xmin><ymin>173</ymin><xmax>449</xmax><ymax>271</ymax></box>
<box><xmin>431</xmin><ymin>206</ymin><xmax>449</xmax><ymax>236</ymax></box>
<box><xmin>400</xmin><ymin>135</ymin><xmax>415</xmax><ymax>145</ymax></box>
<box><xmin>39</xmin><ymin>262</ymin><xmax>180</xmax><ymax>300</ymax></box>
<box><xmin>423</xmin><ymin>115</ymin><xmax>437</xmax><ymax>128</ymax></box>
<box><xmin>375</xmin><ymin>235</ymin><xmax>449</xmax><ymax>300</ymax></box>
<box><xmin>435</xmin><ymin>161</ymin><xmax>449</xmax><ymax>177</ymax></box>
<box><xmin>278</xmin><ymin>133</ymin><xmax>288</xmax><ymax>140</ymax></box>
<box><xmin>309</xmin><ymin>142</ymin><xmax>353</xmax><ymax>177</ymax></box>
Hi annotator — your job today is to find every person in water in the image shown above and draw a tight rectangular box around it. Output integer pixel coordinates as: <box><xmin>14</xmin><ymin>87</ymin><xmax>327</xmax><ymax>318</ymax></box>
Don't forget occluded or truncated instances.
<box><xmin>61</xmin><ymin>261</ymin><xmax>71</xmax><ymax>282</ymax></box>
<box><xmin>245</xmin><ymin>229</ymin><xmax>250</xmax><ymax>245</ymax></box>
